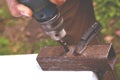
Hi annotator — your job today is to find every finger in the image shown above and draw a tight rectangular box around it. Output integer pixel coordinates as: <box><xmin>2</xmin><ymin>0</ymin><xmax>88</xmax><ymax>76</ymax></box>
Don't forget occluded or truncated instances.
<box><xmin>50</xmin><ymin>0</ymin><xmax>66</xmax><ymax>6</ymax></box>
<box><xmin>10</xmin><ymin>5</ymin><xmax>21</xmax><ymax>17</ymax></box>
<box><xmin>17</xmin><ymin>4</ymin><xmax>33</xmax><ymax>17</ymax></box>
<box><xmin>6</xmin><ymin>0</ymin><xmax>21</xmax><ymax>17</ymax></box>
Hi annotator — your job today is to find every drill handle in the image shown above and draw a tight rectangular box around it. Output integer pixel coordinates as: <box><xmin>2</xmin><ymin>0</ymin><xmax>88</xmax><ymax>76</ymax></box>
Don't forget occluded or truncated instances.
<box><xmin>18</xmin><ymin>0</ymin><xmax>58</xmax><ymax>22</ymax></box>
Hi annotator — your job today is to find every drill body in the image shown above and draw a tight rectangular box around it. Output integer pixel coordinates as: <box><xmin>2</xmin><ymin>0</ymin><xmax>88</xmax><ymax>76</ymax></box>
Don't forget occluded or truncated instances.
<box><xmin>18</xmin><ymin>0</ymin><xmax>69</xmax><ymax>52</ymax></box>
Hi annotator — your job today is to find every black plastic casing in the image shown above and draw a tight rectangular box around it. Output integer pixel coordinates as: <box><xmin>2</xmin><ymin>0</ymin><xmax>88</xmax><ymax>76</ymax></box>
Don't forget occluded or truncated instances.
<box><xmin>18</xmin><ymin>0</ymin><xmax>58</xmax><ymax>22</ymax></box>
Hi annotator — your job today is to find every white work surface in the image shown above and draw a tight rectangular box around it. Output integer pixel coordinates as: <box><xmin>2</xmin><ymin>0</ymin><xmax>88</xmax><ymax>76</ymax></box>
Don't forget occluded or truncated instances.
<box><xmin>0</xmin><ymin>54</ymin><xmax>98</xmax><ymax>80</ymax></box>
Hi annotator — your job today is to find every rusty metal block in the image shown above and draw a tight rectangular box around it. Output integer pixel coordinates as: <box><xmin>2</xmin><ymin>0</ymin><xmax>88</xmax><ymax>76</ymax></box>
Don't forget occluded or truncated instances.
<box><xmin>37</xmin><ymin>44</ymin><xmax>117</xmax><ymax>80</ymax></box>
<box><xmin>37</xmin><ymin>44</ymin><xmax>116</xmax><ymax>71</ymax></box>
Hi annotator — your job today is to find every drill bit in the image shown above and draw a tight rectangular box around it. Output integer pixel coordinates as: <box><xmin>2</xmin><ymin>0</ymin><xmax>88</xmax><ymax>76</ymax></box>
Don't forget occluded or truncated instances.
<box><xmin>59</xmin><ymin>39</ymin><xmax>69</xmax><ymax>52</ymax></box>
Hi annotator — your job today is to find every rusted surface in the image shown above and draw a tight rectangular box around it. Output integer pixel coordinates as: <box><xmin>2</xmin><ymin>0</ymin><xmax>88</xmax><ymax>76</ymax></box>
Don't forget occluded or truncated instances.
<box><xmin>37</xmin><ymin>44</ymin><xmax>117</xmax><ymax>80</ymax></box>
<box><xmin>37</xmin><ymin>44</ymin><xmax>116</xmax><ymax>71</ymax></box>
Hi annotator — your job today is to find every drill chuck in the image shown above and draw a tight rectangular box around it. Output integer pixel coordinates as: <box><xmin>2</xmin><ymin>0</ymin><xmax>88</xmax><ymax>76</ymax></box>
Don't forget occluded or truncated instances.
<box><xmin>40</xmin><ymin>13</ymin><xmax>66</xmax><ymax>41</ymax></box>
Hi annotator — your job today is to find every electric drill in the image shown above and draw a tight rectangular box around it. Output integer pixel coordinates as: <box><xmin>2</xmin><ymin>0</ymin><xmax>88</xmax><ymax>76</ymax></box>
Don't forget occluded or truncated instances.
<box><xmin>18</xmin><ymin>0</ymin><xmax>69</xmax><ymax>52</ymax></box>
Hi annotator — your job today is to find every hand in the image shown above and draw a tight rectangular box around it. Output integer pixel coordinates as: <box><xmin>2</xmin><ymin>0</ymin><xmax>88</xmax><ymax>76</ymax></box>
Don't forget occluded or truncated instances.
<box><xmin>6</xmin><ymin>0</ymin><xmax>66</xmax><ymax>17</ymax></box>
<box><xmin>50</xmin><ymin>0</ymin><xmax>66</xmax><ymax>6</ymax></box>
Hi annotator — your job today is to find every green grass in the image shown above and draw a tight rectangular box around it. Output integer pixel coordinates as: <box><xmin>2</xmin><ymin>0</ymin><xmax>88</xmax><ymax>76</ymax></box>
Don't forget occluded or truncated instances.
<box><xmin>115</xmin><ymin>54</ymin><xmax>120</xmax><ymax>79</ymax></box>
<box><xmin>0</xmin><ymin>38</ymin><xmax>59</xmax><ymax>55</ymax></box>
<box><xmin>0</xmin><ymin>36</ymin><xmax>13</xmax><ymax>55</ymax></box>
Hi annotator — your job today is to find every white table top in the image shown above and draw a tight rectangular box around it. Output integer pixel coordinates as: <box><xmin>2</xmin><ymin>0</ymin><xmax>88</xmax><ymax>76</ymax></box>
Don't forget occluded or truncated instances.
<box><xmin>0</xmin><ymin>54</ymin><xmax>98</xmax><ymax>80</ymax></box>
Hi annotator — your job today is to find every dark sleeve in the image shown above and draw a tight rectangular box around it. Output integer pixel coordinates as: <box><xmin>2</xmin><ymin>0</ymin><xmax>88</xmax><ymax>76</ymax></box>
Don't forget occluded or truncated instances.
<box><xmin>59</xmin><ymin>0</ymin><xmax>98</xmax><ymax>45</ymax></box>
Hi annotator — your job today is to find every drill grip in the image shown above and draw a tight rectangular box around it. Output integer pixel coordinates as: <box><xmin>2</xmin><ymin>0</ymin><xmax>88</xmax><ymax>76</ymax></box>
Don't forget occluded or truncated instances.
<box><xmin>18</xmin><ymin>0</ymin><xmax>58</xmax><ymax>22</ymax></box>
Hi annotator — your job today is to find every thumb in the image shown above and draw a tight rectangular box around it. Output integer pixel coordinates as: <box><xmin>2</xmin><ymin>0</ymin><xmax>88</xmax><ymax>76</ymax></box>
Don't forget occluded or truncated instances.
<box><xmin>50</xmin><ymin>0</ymin><xmax>66</xmax><ymax>6</ymax></box>
<box><xmin>17</xmin><ymin>4</ymin><xmax>33</xmax><ymax>17</ymax></box>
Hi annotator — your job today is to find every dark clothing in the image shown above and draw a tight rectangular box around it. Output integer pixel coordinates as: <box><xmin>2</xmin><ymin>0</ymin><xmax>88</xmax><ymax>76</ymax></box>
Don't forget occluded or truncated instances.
<box><xmin>59</xmin><ymin>0</ymin><xmax>98</xmax><ymax>45</ymax></box>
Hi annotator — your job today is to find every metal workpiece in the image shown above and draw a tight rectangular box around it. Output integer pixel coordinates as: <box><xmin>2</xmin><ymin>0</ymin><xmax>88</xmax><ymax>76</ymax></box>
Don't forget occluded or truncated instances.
<box><xmin>37</xmin><ymin>44</ymin><xmax>116</xmax><ymax>71</ymax></box>
<box><xmin>37</xmin><ymin>44</ymin><xmax>117</xmax><ymax>80</ymax></box>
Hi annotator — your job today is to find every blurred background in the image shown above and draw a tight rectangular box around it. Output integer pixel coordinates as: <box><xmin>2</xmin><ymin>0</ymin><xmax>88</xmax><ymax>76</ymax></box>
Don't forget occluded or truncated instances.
<box><xmin>0</xmin><ymin>0</ymin><xmax>120</xmax><ymax>78</ymax></box>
